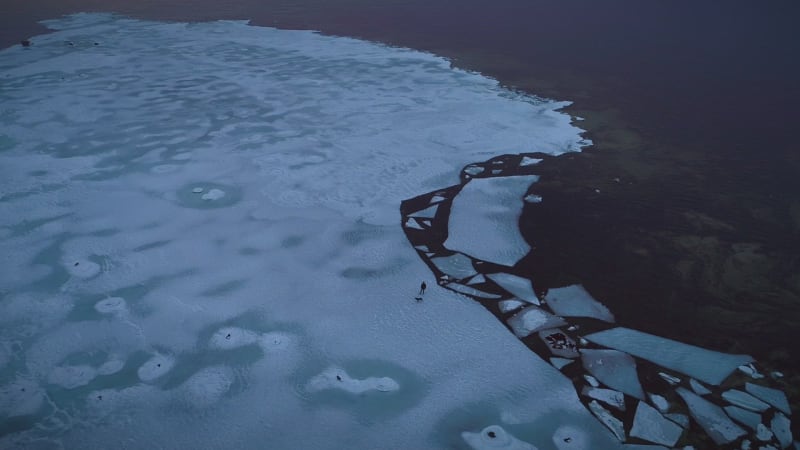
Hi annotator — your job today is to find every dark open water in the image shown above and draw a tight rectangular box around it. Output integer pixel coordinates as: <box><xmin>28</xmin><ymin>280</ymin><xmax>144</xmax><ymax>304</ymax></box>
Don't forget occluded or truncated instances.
<box><xmin>3</xmin><ymin>0</ymin><xmax>799</xmax><ymax>390</ymax></box>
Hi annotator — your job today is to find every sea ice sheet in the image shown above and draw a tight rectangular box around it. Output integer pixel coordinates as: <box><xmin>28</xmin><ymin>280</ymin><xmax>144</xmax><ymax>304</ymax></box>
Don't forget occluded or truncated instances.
<box><xmin>585</xmin><ymin>328</ymin><xmax>753</xmax><ymax>385</ymax></box>
<box><xmin>544</xmin><ymin>285</ymin><xmax>614</xmax><ymax>322</ymax></box>
<box><xmin>581</xmin><ymin>349</ymin><xmax>645</xmax><ymax>400</ymax></box>
<box><xmin>486</xmin><ymin>272</ymin><xmax>540</xmax><ymax>305</ymax></box>
<box><xmin>508</xmin><ymin>306</ymin><xmax>567</xmax><ymax>338</ymax></box>
<box><xmin>676</xmin><ymin>387</ymin><xmax>747</xmax><ymax>445</ymax></box>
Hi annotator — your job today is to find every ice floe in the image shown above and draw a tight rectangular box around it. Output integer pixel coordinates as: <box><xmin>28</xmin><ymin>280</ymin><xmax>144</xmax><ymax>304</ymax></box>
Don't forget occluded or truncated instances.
<box><xmin>629</xmin><ymin>401</ymin><xmax>683</xmax><ymax>446</ymax></box>
<box><xmin>499</xmin><ymin>299</ymin><xmax>525</xmax><ymax>313</ymax></box>
<box><xmin>677</xmin><ymin>387</ymin><xmax>747</xmax><ymax>445</ymax></box>
<box><xmin>507</xmin><ymin>306</ymin><xmax>567</xmax><ymax>338</ymax></box>
<box><xmin>588</xmin><ymin>400</ymin><xmax>626</xmax><ymax>441</ymax></box>
<box><xmin>723</xmin><ymin>405</ymin><xmax>762</xmax><ymax>430</ymax></box>
<box><xmin>487</xmin><ymin>272</ymin><xmax>540</xmax><ymax>305</ymax></box>
<box><xmin>430</xmin><ymin>253</ymin><xmax>478</xmax><ymax>279</ymax></box>
<box><xmin>746</xmin><ymin>383</ymin><xmax>791</xmax><ymax>415</ymax></box>
<box><xmin>722</xmin><ymin>389</ymin><xmax>771</xmax><ymax>412</ymax></box>
<box><xmin>582</xmin><ymin>386</ymin><xmax>626</xmax><ymax>411</ymax></box>
<box><xmin>444</xmin><ymin>175</ymin><xmax>539</xmax><ymax>267</ymax></box>
<box><xmin>585</xmin><ymin>327</ymin><xmax>753</xmax><ymax>385</ymax></box>
<box><xmin>770</xmin><ymin>412</ymin><xmax>792</xmax><ymax>448</ymax></box>
<box><xmin>581</xmin><ymin>349</ymin><xmax>645</xmax><ymax>400</ymax></box>
<box><xmin>544</xmin><ymin>285</ymin><xmax>614</xmax><ymax>322</ymax></box>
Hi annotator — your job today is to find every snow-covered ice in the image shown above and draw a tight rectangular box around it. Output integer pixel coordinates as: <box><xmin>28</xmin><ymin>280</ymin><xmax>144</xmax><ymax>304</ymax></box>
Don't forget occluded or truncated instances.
<box><xmin>462</xmin><ymin>425</ymin><xmax>538</xmax><ymax>450</ymax></box>
<box><xmin>487</xmin><ymin>272</ymin><xmax>540</xmax><ymax>305</ymax></box>
<box><xmin>722</xmin><ymin>389</ymin><xmax>771</xmax><ymax>412</ymax></box>
<box><xmin>746</xmin><ymin>383</ymin><xmax>791</xmax><ymax>415</ymax></box>
<box><xmin>581</xmin><ymin>349</ymin><xmax>645</xmax><ymax>400</ymax></box>
<box><xmin>723</xmin><ymin>405</ymin><xmax>762</xmax><ymax>430</ymax></box>
<box><xmin>676</xmin><ymin>387</ymin><xmax>747</xmax><ymax>445</ymax></box>
<box><xmin>629</xmin><ymin>401</ymin><xmax>683</xmax><ymax>446</ymax></box>
<box><xmin>581</xmin><ymin>386</ymin><xmax>626</xmax><ymax>411</ymax></box>
<box><xmin>508</xmin><ymin>306</ymin><xmax>567</xmax><ymax>338</ymax></box>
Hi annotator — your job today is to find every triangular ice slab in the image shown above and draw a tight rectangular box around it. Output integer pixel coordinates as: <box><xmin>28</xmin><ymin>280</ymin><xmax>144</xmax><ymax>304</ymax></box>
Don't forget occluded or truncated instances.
<box><xmin>498</xmin><ymin>299</ymin><xmax>525</xmax><ymax>314</ymax></box>
<box><xmin>581</xmin><ymin>348</ymin><xmax>645</xmax><ymax>400</ymax></box>
<box><xmin>519</xmin><ymin>156</ymin><xmax>542</xmax><ymax>167</ymax></box>
<box><xmin>629</xmin><ymin>401</ymin><xmax>684</xmax><ymax>447</ymax></box>
<box><xmin>405</xmin><ymin>217</ymin><xmax>424</xmax><ymax>230</ymax></box>
<box><xmin>722</xmin><ymin>389</ymin><xmax>770</xmax><ymax>412</ymax></box>
<box><xmin>550</xmin><ymin>357</ymin><xmax>575</xmax><ymax>370</ymax></box>
<box><xmin>430</xmin><ymin>253</ymin><xmax>477</xmax><ymax>280</ymax></box>
<box><xmin>689</xmin><ymin>378</ymin><xmax>711</xmax><ymax>396</ymax></box>
<box><xmin>466</xmin><ymin>273</ymin><xmax>486</xmax><ymax>285</ymax></box>
<box><xmin>676</xmin><ymin>387</ymin><xmax>747</xmax><ymax>445</ymax></box>
<box><xmin>410</xmin><ymin>204</ymin><xmax>438</xmax><ymax>219</ymax></box>
<box><xmin>771</xmin><ymin>412</ymin><xmax>792</xmax><ymax>449</ymax></box>
<box><xmin>486</xmin><ymin>272</ymin><xmax>539</xmax><ymax>305</ymax></box>
<box><xmin>544</xmin><ymin>285</ymin><xmax>614</xmax><ymax>322</ymax></box>
<box><xmin>723</xmin><ymin>406</ymin><xmax>762</xmax><ymax>430</ymax></box>
<box><xmin>508</xmin><ymin>306</ymin><xmax>566</xmax><ymax>338</ymax></box>
<box><xmin>587</xmin><ymin>400</ymin><xmax>626</xmax><ymax>442</ymax></box>
<box><xmin>745</xmin><ymin>382</ymin><xmax>791</xmax><ymax>415</ymax></box>
<box><xmin>581</xmin><ymin>386</ymin><xmax>626</xmax><ymax>411</ymax></box>
<box><xmin>584</xmin><ymin>327</ymin><xmax>753</xmax><ymax>385</ymax></box>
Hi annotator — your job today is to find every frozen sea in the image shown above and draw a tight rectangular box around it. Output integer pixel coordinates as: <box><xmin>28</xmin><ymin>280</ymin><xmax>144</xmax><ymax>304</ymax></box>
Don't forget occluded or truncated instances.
<box><xmin>0</xmin><ymin>13</ymin><xmax>620</xmax><ymax>449</ymax></box>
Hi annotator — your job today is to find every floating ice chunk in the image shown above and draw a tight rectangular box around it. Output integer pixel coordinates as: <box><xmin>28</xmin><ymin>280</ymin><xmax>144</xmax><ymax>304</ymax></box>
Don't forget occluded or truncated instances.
<box><xmin>182</xmin><ymin>365</ymin><xmax>234</xmax><ymax>408</ymax></box>
<box><xmin>544</xmin><ymin>285</ymin><xmax>614</xmax><ymax>322</ymax></box>
<box><xmin>410</xmin><ymin>204</ymin><xmax>438</xmax><ymax>219</ymax></box>
<box><xmin>739</xmin><ymin>364</ymin><xmax>765</xmax><ymax>379</ymax></box>
<box><xmin>582</xmin><ymin>386</ymin><xmax>626</xmax><ymax>411</ymax></box>
<box><xmin>677</xmin><ymin>387</ymin><xmax>747</xmax><ymax>445</ymax></box>
<box><xmin>405</xmin><ymin>217</ymin><xmax>424</xmax><ymax>230</ymax></box>
<box><xmin>665</xmin><ymin>413</ymin><xmax>690</xmax><ymax>429</ymax></box>
<box><xmin>201</xmin><ymin>188</ymin><xmax>226</xmax><ymax>200</ymax></box>
<box><xmin>552</xmin><ymin>425</ymin><xmax>588</xmax><ymax>449</ymax></box>
<box><xmin>97</xmin><ymin>357</ymin><xmax>125</xmax><ymax>375</ymax></box>
<box><xmin>48</xmin><ymin>364</ymin><xmax>97</xmax><ymax>389</ymax></box>
<box><xmin>771</xmin><ymin>371</ymin><xmax>784</xmax><ymax>380</ymax></box>
<box><xmin>630</xmin><ymin>401</ymin><xmax>684</xmax><ymax>446</ymax></box>
<box><xmin>581</xmin><ymin>348</ymin><xmax>645</xmax><ymax>400</ymax></box>
<box><xmin>444</xmin><ymin>175</ymin><xmax>538</xmax><ymax>267</ymax></box>
<box><xmin>0</xmin><ymin>377</ymin><xmax>45</xmax><ymax>418</ymax></box>
<box><xmin>467</xmin><ymin>274</ymin><xmax>486</xmax><ymax>285</ymax></box>
<box><xmin>585</xmin><ymin>327</ymin><xmax>753</xmax><ymax>385</ymax></box>
<box><xmin>551</xmin><ymin>357</ymin><xmax>575</xmax><ymax>370</ymax></box>
<box><xmin>539</xmin><ymin>329</ymin><xmax>579</xmax><ymax>358</ymax></box>
<box><xmin>524</xmin><ymin>194</ymin><xmax>543</xmax><ymax>203</ymax></box>
<box><xmin>659</xmin><ymin>373</ymin><xmax>681</xmax><ymax>385</ymax></box>
<box><xmin>722</xmin><ymin>389</ymin><xmax>770</xmax><ymax>412</ymax></box>
<box><xmin>757</xmin><ymin>423</ymin><xmax>775</xmax><ymax>441</ymax></box>
<box><xmin>94</xmin><ymin>297</ymin><xmax>127</xmax><ymax>315</ymax></box>
<box><xmin>461</xmin><ymin>425</ymin><xmax>538</xmax><ymax>450</ymax></box>
<box><xmin>771</xmin><ymin>412</ymin><xmax>792</xmax><ymax>448</ymax></box>
<box><xmin>431</xmin><ymin>253</ymin><xmax>477</xmax><ymax>279</ymax></box>
<box><xmin>137</xmin><ymin>353</ymin><xmax>175</xmax><ymax>382</ymax></box>
<box><xmin>690</xmin><ymin>378</ymin><xmax>712</xmax><ymax>396</ymax></box>
<box><xmin>486</xmin><ymin>272</ymin><xmax>540</xmax><ymax>305</ymax></box>
<box><xmin>306</xmin><ymin>367</ymin><xmax>399</xmax><ymax>394</ymax></box>
<box><xmin>519</xmin><ymin>156</ymin><xmax>542</xmax><ymax>166</ymax></box>
<box><xmin>499</xmin><ymin>299</ymin><xmax>525</xmax><ymax>314</ymax></box>
<box><xmin>209</xmin><ymin>327</ymin><xmax>260</xmax><ymax>350</ymax></box>
<box><xmin>446</xmin><ymin>281</ymin><xmax>503</xmax><ymax>299</ymax></box>
<box><xmin>507</xmin><ymin>306</ymin><xmax>567</xmax><ymax>338</ymax></box>
<box><xmin>192</xmin><ymin>187</ymin><xmax>204</xmax><ymax>193</ymax></box>
<box><xmin>648</xmin><ymin>393</ymin><xmax>669</xmax><ymax>413</ymax></box>
<box><xmin>430</xmin><ymin>195</ymin><xmax>446</xmax><ymax>204</ymax></box>
<box><xmin>745</xmin><ymin>383</ymin><xmax>791</xmax><ymax>415</ymax></box>
<box><xmin>584</xmin><ymin>375</ymin><xmax>600</xmax><ymax>387</ymax></box>
<box><xmin>723</xmin><ymin>406</ymin><xmax>762</xmax><ymax>430</ymax></box>
<box><xmin>464</xmin><ymin>165</ymin><xmax>485</xmax><ymax>176</ymax></box>
<box><xmin>587</xmin><ymin>400</ymin><xmax>625</xmax><ymax>441</ymax></box>
<box><xmin>65</xmin><ymin>258</ymin><xmax>100</xmax><ymax>278</ymax></box>
<box><xmin>414</xmin><ymin>245</ymin><xmax>430</xmax><ymax>252</ymax></box>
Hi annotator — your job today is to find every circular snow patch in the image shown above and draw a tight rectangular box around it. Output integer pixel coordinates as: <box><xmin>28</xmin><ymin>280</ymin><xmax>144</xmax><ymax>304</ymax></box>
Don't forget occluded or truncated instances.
<box><xmin>177</xmin><ymin>183</ymin><xmax>241</xmax><ymax>209</ymax></box>
<box><xmin>137</xmin><ymin>353</ymin><xmax>175</xmax><ymax>382</ymax></box>
<box><xmin>259</xmin><ymin>331</ymin><xmax>294</xmax><ymax>352</ymax></box>
<box><xmin>306</xmin><ymin>367</ymin><xmax>399</xmax><ymax>395</ymax></box>
<box><xmin>94</xmin><ymin>297</ymin><xmax>127</xmax><ymax>315</ymax></box>
<box><xmin>201</xmin><ymin>188</ymin><xmax>225</xmax><ymax>201</ymax></box>
<box><xmin>97</xmin><ymin>357</ymin><xmax>126</xmax><ymax>375</ymax></box>
<box><xmin>182</xmin><ymin>365</ymin><xmax>234</xmax><ymax>408</ymax></box>
<box><xmin>552</xmin><ymin>425</ymin><xmax>588</xmax><ymax>449</ymax></box>
<box><xmin>65</xmin><ymin>258</ymin><xmax>100</xmax><ymax>278</ymax></box>
<box><xmin>462</xmin><ymin>425</ymin><xmax>536</xmax><ymax>450</ymax></box>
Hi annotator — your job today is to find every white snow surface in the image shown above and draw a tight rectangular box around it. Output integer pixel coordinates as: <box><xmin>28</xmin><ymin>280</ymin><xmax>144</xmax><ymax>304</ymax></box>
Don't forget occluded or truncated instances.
<box><xmin>445</xmin><ymin>175</ymin><xmax>539</xmax><ymax>267</ymax></box>
<box><xmin>0</xmin><ymin>13</ymin><xmax>616</xmax><ymax>450</ymax></box>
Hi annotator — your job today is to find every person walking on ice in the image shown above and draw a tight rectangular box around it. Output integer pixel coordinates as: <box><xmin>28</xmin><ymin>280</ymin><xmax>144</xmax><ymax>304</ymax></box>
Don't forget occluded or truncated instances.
<box><xmin>416</xmin><ymin>281</ymin><xmax>427</xmax><ymax>301</ymax></box>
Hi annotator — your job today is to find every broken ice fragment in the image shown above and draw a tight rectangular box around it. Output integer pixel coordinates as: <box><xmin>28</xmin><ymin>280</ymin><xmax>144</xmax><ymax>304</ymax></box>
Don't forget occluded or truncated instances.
<box><xmin>585</xmin><ymin>327</ymin><xmax>753</xmax><ymax>385</ymax></box>
<box><xmin>584</xmin><ymin>375</ymin><xmax>600</xmax><ymax>387</ymax></box>
<box><xmin>739</xmin><ymin>363</ymin><xmax>765</xmax><ymax>379</ymax></box>
<box><xmin>722</xmin><ymin>389</ymin><xmax>770</xmax><ymax>412</ymax></box>
<box><xmin>581</xmin><ymin>348</ymin><xmax>645</xmax><ymax>400</ymax></box>
<box><xmin>446</xmin><ymin>281</ymin><xmax>502</xmax><ymax>299</ymax></box>
<box><xmin>690</xmin><ymin>378</ymin><xmax>712</xmax><ymax>396</ymax></box>
<box><xmin>551</xmin><ymin>357</ymin><xmax>575</xmax><ymax>371</ymax></box>
<box><xmin>588</xmin><ymin>400</ymin><xmax>626</xmax><ymax>441</ymax></box>
<box><xmin>429</xmin><ymin>195</ymin><xmax>446</xmax><ymax>204</ymax></box>
<box><xmin>467</xmin><ymin>274</ymin><xmax>486</xmax><ymax>285</ymax></box>
<box><xmin>410</xmin><ymin>204</ymin><xmax>438</xmax><ymax>219</ymax></box>
<box><xmin>745</xmin><ymin>383</ymin><xmax>791</xmax><ymax>415</ymax></box>
<box><xmin>723</xmin><ymin>406</ymin><xmax>762</xmax><ymax>430</ymax></box>
<box><xmin>676</xmin><ymin>387</ymin><xmax>746</xmax><ymax>445</ymax></box>
<box><xmin>519</xmin><ymin>156</ymin><xmax>542</xmax><ymax>166</ymax></box>
<box><xmin>581</xmin><ymin>386</ymin><xmax>626</xmax><ymax>411</ymax></box>
<box><xmin>756</xmin><ymin>424</ymin><xmax>775</xmax><ymax>442</ymax></box>
<box><xmin>659</xmin><ymin>372</ymin><xmax>681</xmax><ymax>385</ymax></box>
<box><xmin>464</xmin><ymin>165</ymin><xmax>484</xmax><ymax>176</ymax></box>
<box><xmin>430</xmin><ymin>253</ymin><xmax>477</xmax><ymax>280</ymax></box>
<box><xmin>404</xmin><ymin>217</ymin><xmax>424</xmax><ymax>230</ymax></box>
<box><xmin>507</xmin><ymin>306</ymin><xmax>567</xmax><ymax>338</ymax></box>
<box><xmin>498</xmin><ymin>299</ymin><xmax>525</xmax><ymax>314</ymax></box>
<box><xmin>544</xmin><ymin>285</ymin><xmax>614</xmax><ymax>322</ymax></box>
<box><xmin>486</xmin><ymin>272</ymin><xmax>539</xmax><ymax>305</ymax></box>
<box><xmin>192</xmin><ymin>187</ymin><xmax>204</xmax><ymax>193</ymax></box>
<box><xmin>649</xmin><ymin>393</ymin><xmax>670</xmax><ymax>413</ymax></box>
<box><xmin>629</xmin><ymin>400</ymin><xmax>684</xmax><ymax>446</ymax></box>
<box><xmin>523</xmin><ymin>194</ymin><xmax>543</xmax><ymax>203</ymax></box>
<box><xmin>665</xmin><ymin>413</ymin><xmax>690</xmax><ymax>429</ymax></box>
<box><xmin>770</xmin><ymin>412</ymin><xmax>792</xmax><ymax>449</ymax></box>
